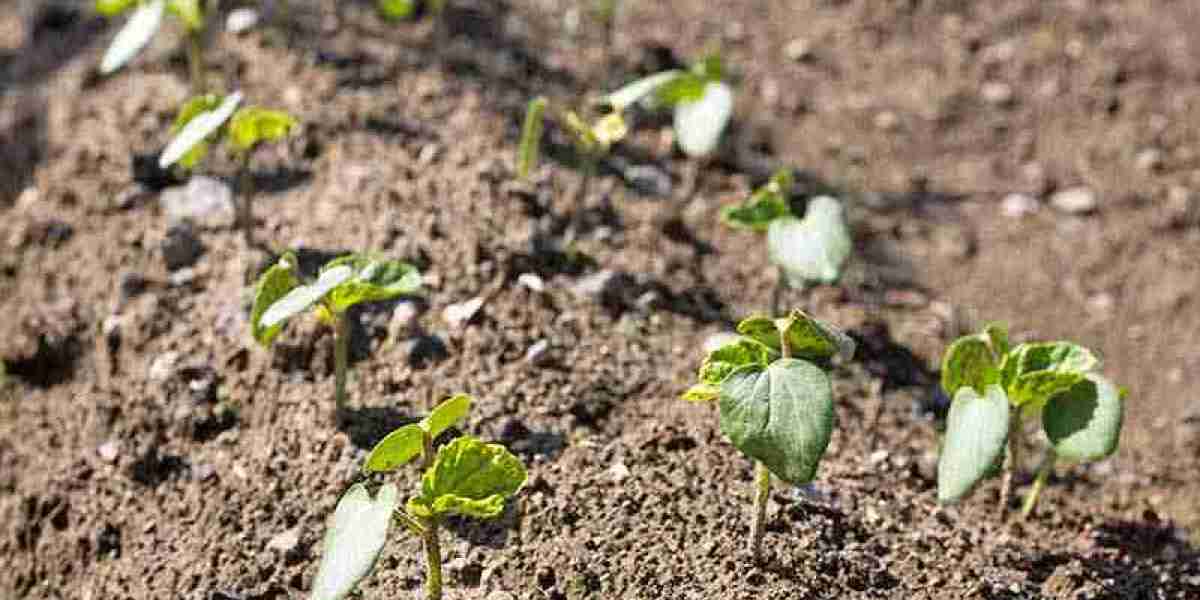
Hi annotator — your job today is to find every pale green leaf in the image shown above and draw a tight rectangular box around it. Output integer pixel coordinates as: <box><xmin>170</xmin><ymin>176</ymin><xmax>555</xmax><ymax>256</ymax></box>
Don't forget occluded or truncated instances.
<box><xmin>720</xmin><ymin>168</ymin><xmax>794</xmax><ymax>231</ymax></box>
<box><xmin>97</xmin><ymin>0</ymin><xmax>139</xmax><ymax>17</ymax></box>
<box><xmin>719</xmin><ymin>359</ymin><xmax>834</xmax><ymax>485</ymax></box>
<box><xmin>1001</xmin><ymin>341</ymin><xmax>1100</xmax><ymax>389</ymax></box>
<box><xmin>983</xmin><ymin>322</ymin><xmax>1010</xmax><ymax>357</ymax></box>
<box><xmin>159</xmin><ymin>91</ymin><xmax>243</xmax><ymax>168</ymax></box>
<box><xmin>377</xmin><ymin>0</ymin><xmax>416</xmax><ymax>20</ymax></box>
<box><xmin>1009</xmin><ymin>370</ymin><xmax>1084</xmax><ymax>411</ymax></box>
<box><xmin>673</xmin><ymin>81</ymin><xmax>733</xmax><ymax>157</ymax></box>
<box><xmin>227</xmin><ymin>107</ymin><xmax>298</xmax><ymax>153</ymax></box>
<box><xmin>681</xmin><ymin>383</ymin><xmax>719</xmax><ymax>402</ymax></box>
<box><xmin>363</xmin><ymin>424</ymin><xmax>423</xmax><ymax>473</ymax></box>
<box><xmin>407</xmin><ymin>436</ymin><xmax>527</xmax><ymax>519</ymax></box>
<box><xmin>250</xmin><ymin>252</ymin><xmax>300</xmax><ymax>346</ymax></box>
<box><xmin>767</xmin><ymin>196</ymin><xmax>852</xmax><ymax>287</ymax></box>
<box><xmin>259</xmin><ymin>265</ymin><xmax>352</xmax><ymax>329</ymax></box>
<box><xmin>1043</xmin><ymin>374</ymin><xmax>1123</xmax><ymax>462</ymax></box>
<box><xmin>323</xmin><ymin>256</ymin><xmax>421</xmax><ymax>313</ymax></box>
<box><xmin>591</xmin><ymin>112</ymin><xmax>628</xmax><ymax>149</ymax></box>
<box><xmin>311</xmin><ymin>483</ymin><xmax>398</xmax><ymax>600</ymax></box>
<box><xmin>603</xmin><ymin>70</ymin><xmax>683</xmax><ymax>111</ymax></box>
<box><xmin>940</xmin><ymin>334</ymin><xmax>1000</xmax><ymax>398</ymax></box>
<box><xmin>734</xmin><ymin>316</ymin><xmax>781</xmax><ymax>352</ymax></box>
<box><xmin>166</xmin><ymin>0</ymin><xmax>204</xmax><ymax>31</ymax></box>
<box><xmin>517</xmin><ymin>97</ymin><xmax>546</xmax><ymax>180</ymax></box>
<box><xmin>422</xmin><ymin>394</ymin><xmax>472</xmax><ymax>439</ymax></box>
<box><xmin>655</xmin><ymin>73</ymin><xmax>706</xmax><ymax>106</ymax></box>
<box><xmin>778</xmin><ymin>309</ymin><xmax>855</xmax><ymax>362</ymax></box>
<box><xmin>697</xmin><ymin>337</ymin><xmax>773</xmax><ymax>386</ymax></box>
<box><xmin>100</xmin><ymin>0</ymin><xmax>165</xmax><ymax>75</ymax></box>
<box><xmin>937</xmin><ymin>385</ymin><xmax>1011</xmax><ymax>503</ymax></box>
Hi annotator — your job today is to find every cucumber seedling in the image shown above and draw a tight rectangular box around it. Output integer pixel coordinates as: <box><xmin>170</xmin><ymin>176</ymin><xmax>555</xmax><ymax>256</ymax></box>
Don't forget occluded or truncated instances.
<box><xmin>720</xmin><ymin>169</ymin><xmax>852</xmax><ymax>313</ymax></box>
<box><xmin>97</xmin><ymin>0</ymin><xmax>209</xmax><ymax>90</ymax></box>
<box><xmin>158</xmin><ymin>92</ymin><xmax>298</xmax><ymax>247</ymax></box>
<box><xmin>312</xmin><ymin>395</ymin><xmax>527</xmax><ymax>600</ymax></box>
<box><xmin>682</xmin><ymin>309</ymin><xmax>855</xmax><ymax>561</ymax></box>
<box><xmin>250</xmin><ymin>252</ymin><xmax>421</xmax><ymax>419</ymax></box>
<box><xmin>936</xmin><ymin>324</ymin><xmax>1125</xmax><ymax>517</ymax></box>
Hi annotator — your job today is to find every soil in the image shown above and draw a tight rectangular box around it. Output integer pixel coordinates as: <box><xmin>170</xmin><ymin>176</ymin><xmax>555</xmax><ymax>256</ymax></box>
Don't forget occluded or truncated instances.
<box><xmin>2</xmin><ymin>1</ymin><xmax>1199</xmax><ymax>599</ymax></box>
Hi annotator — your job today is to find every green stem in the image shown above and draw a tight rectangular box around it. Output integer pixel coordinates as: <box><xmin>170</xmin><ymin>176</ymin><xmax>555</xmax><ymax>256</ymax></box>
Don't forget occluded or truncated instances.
<box><xmin>749</xmin><ymin>461</ymin><xmax>770</xmax><ymax>561</ymax></box>
<box><xmin>187</xmin><ymin>29</ymin><xmax>205</xmax><ymax>93</ymax></box>
<box><xmin>238</xmin><ymin>154</ymin><xmax>254</xmax><ymax>248</ymax></box>
<box><xmin>333</xmin><ymin>311</ymin><xmax>349</xmax><ymax>415</ymax></box>
<box><xmin>1020</xmin><ymin>449</ymin><xmax>1056</xmax><ymax>519</ymax></box>
<box><xmin>999</xmin><ymin>408</ymin><xmax>1021</xmax><ymax>519</ymax></box>
<box><xmin>420</xmin><ymin>430</ymin><xmax>443</xmax><ymax>600</ymax></box>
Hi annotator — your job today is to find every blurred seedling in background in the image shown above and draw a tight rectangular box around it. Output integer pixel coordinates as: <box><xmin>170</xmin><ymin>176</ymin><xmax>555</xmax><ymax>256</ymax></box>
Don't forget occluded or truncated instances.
<box><xmin>936</xmin><ymin>324</ymin><xmax>1125</xmax><ymax>518</ymax></box>
<box><xmin>158</xmin><ymin>92</ymin><xmax>297</xmax><ymax>248</ymax></box>
<box><xmin>250</xmin><ymin>252</ymin><xmax>421</xmax><ymax>421</ymax></box>
<box><xmin>97</xmin><ymin>0</ymin><xmax>209</xmax><ymax>90</ymax></box>
<box><xmin>311</xmin><ymin>395</ymin><xmax>526</xmax><ymax>600</ymax></box>
<box><xmin>682</xmin><ymin>310</ymin><xmax>855</xmax><ymax>562</ymax></box>
<box><xmin>720</xmin><ymin>168</ymin><xmax>852</xmax><ymax>313</ymax></box>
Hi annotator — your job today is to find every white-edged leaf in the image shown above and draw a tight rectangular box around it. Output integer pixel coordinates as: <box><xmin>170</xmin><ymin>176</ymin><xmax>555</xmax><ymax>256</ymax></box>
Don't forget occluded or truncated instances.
<box><xmin>767</xmin><ymin>196</ymin><xmax>852</xmax><ymax>287</ymax></box>
<box><xmin>937</xmin><ymin>384</ymin><xmax>1010</xmax><ymax>503</ymax></box>
<box><xmin>311</xmin><ymin>483</ymin><xmax>398</xmax><ymax>600</ymax></box>
<box><xmin>259</xmin><ymin>265</ymin><xmax>352</xmax><ymax>329</ymax></box>
<box><xmin>159</xmin><ymin>91</ymin><xmax>244</xmax><ymax>168</ymax></box>
<box><xmin>602</xmin><ymin>70</ymin><xmax>683</xmax><ymax>111</ymax></box>
<box><xmin>100</xmin><ymin>0</ymin><xmax>166</xmax><ymax>75</ymax></box>
<box><xmin>673</xmin><ymin>81</ymin><xmax>733</xmax><ymax>157</ymax></box>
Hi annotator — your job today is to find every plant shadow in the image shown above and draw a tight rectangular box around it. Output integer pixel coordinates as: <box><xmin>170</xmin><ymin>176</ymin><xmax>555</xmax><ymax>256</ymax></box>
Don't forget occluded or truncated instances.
<box><xmin>336</xmin><ymin>405</ymin><xmax>421</xmax><ymax>450</ymax></box>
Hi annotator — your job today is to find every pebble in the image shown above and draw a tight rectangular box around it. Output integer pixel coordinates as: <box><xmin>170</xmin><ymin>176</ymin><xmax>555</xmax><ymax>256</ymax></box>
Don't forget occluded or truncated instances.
<box><xmin>517</xmin><ymin>273</ymin><xmax>545</xmax><ymax>292</ymax></box>
<box><xmin>868</xmin><ymin>449</ymin><xmax>890</xmax><ymax>466</ymax></box>
<box><xmin>608</xmin><ymin>461</ymin><xmax>631</xmax><ymax>482</ymax></box>
<box><xmin>1161</xmin><ymin>185</ymin><xmax>1199</xmax><ymax>228</ymax></box>
<box><xmin>624</xmin><ymin>164</ymin><xmax>672</xmax><ymax>197</ymax></box>
<box><xmin>148</xmin><ymin>351</ymin><xmax>180</xmax><ymax>383</ymax></box>
<box><xmin>1001</xmin><ymin>192</ymin><xmax>1039</xmax><ymax>218</ymax></box>
<box><xmin>1049</xmin><ymin>186</ymin><xmax>1098</xmax><ymax>214</ymax></box>
<box><xmin>784</xmin><ymin>37</ymin><xmax>814</xmax><ymax>62</ymax></box>
<box><xmin>97</xmin><ymin>441</ymin><xmax>120</xmax><ymax>464</ymax></box>
<box><xmin>980</xmin><ymin>81</ymin><xmax>1014</xmax><ymax>106</ymax></box>
<box><xmin>524</xmin><ymin>339</ymin><xmax>551</xmax><ymax>366</ymax></box>
<box><xmin>225</xmin><ymin>8</ymin><xmax>259</xmax><ymax>34</ymax></box>
<box><xmin>161</xmin><ymin>223</ymin><xmax>205</xmax><ymax>271</ymax></box>
<box><xmin>159</xmin><ymin>176</ymin><xmax>234</xmax><ymax>227</ymax></box>
<box><xmin>1135</xmin><ymin>148</ymin><xmax>1164</xmax><ymax>173</ymax></box>
<box><xmin>443</xmin><ymin>297</ymin><xmax>484</xmax><ymax>328</ymax></box>
<box><xmin>267</xmin><ymin>527</ymin><xmax>300</xmax><ymax>554</ymax></box>
<box><xmin>874</xmin><ymin>110</ymin><xmax>900</xmax><ymax>131</ymax></box>
<box><xmin>168</xmin><ymin>267</ymin><xmax>197</xmax><ymax>287</ymax></box>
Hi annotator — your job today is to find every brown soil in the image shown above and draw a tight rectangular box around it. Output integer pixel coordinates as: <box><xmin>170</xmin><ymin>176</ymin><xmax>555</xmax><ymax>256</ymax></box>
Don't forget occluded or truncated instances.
<box><xmin>2</xmin><ymin>1</ymin><xmax>1198</xmax><ymax>599</ymax></box>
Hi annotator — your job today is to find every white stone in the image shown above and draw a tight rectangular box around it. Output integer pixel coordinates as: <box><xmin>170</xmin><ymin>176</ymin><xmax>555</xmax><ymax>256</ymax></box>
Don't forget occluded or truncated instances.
<box><xmin>159</xmin><ymin>176</ymin><xmax>234</xmax><ymax>227</ymax></box>
<box><xmin>225</xmin><ymin>8</ymin><xmax>259</xmax><ymax>34</ymax></box>
<box><xmin>443</xmin><ymin>297</ymin><xmax>484</xmax><ymax>328</ymax></box>
<box><xmin>1050</xmin><ymin>186</ymin><xmax>1098</xmax><ymax>214</ymax></box>
<box><xmin>148</xmin><ymin>351</ymin><xmax>180</xmax><ymax>383</ymax></box>
<box><xmin>517</xmin><ymin>273</ymin><xmax>545</xmax><ymax>292</ymax></box>
<box><xmin>1001</xmin><ymin>193</ymin><xmax>1039</xmax><ymax>218</ymax></box>
<box><xmin>980</xmin><ymin>81</ymin><xmax>1014</xmax><ymax>106</ymax></box>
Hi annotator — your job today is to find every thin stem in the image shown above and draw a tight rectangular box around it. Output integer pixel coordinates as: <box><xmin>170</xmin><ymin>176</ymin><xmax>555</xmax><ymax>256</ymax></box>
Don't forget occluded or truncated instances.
<box><xmin>333</xmin><ymin>311</ymin><xmax>349</xmax><ymax>415</ymax></box>
<box><xmin>1020</xmin><ymin>448</ymin><xmax>1056</xmax><ymax>519</ymax></box>
<box><xmin>749</xmin><ymin>461</ymin><xmax>770</xmax><ymax>562</ymax></box>
<box><xmin>395</xmin><ymin>510</ymin><xmax>425</xmax><ymax>537</ymax></box>
<box><xmin>998</xmin><ymin>408</ymin><xmax>1021</xmax><ymax>519</ymax></box>
<box><xmin>420</xmin><ymin>430</ymin><xmax>443</xmax><ymax>600</ymax></box>
<box><xmin>238</xmin><ymin>153</ymin><xmax>254</xmax><ymax>248</ymax></box>
<box><xmin>187</xmin><ymin>29</ymin><xmax>205</xmax><ymax>93</ymax></box>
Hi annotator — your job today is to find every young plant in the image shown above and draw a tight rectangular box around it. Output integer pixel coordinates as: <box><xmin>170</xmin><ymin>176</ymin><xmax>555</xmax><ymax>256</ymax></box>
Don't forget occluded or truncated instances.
<box><xmin>682</xmin><ymin>309</ymin><xmax>855</xmax><ymax>561</ymax></box>
<box><xmin>312</xmin><ymin>395</ymin><xmax>527</xmax><ymax>600</ymax></box>
<box><xmin>97</xmin><ymin>0</ymin><xmax>209</xmax><ymax>90</ymax></box>
<box><xmin>721</xmin><ymin>169</ymin><xmax>852</xmax><ymax>313</ymax></box>
<box><xmin>936</xmin><ymin>324</ymin><xmax>1125</xmax><ymax>518</ymax></box>
<box><xmin>158</xmin><ymin>92</ymin><xmax>298</xmax><ymax>247</ymax></box>
<box><xmin>250</xmin><ymin>252</ymin><xmax>421</xmax><ymax>419</ymax></box>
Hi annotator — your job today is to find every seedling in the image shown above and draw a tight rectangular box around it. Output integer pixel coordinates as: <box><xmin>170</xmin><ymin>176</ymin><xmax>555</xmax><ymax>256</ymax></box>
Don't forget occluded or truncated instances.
<box><xmin>250</xmin><ymin>252</ymin><xmax>421</xmax><ymax>418</ymax></box>
<box><xmin>312</xmin><ymin>395</ymin><xmax>527</xmax><ymax>600</ymax></box>
<box><xmin>936</xmin><ymin>324</ymin><xmax>1125</xmax><ymax>518</ymax></box>
<box><xmin>97</xmin><ymin>0</ymin><xmax>209</xmax><ymax>90</ymax></box>
<box><xmin>682</xmin><ymin>309</ymin><xmax>855</xmax><ymax>561</ymax></box>
<box><xmin>720</xmin><ymin>169</ymin><xmax>851</xmax><ymax>312</ymax></box>
<box><xmin>158</xmin><ymin>92</ymin><xmax>298</xmax><ymax>247</ymax></box>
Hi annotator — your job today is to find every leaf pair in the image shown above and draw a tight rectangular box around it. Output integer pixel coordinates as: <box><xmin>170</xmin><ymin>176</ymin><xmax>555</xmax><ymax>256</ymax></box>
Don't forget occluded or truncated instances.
<box><xmin>99</xmin><ymin>0</ymin><xmax>205</xmax><ymax>74</ymax></box>
<box><xmin>250</xmin><ymin>252</ymin><xmax>422</xmax><ymax>346</ymax></box>
<box><xmin>159</xmin><ymin>92</ymin><xmax>298</xmax><ymax>169</ymax></box>
<box><xmin>937</xmin><ymin>325</ymin><xmax>1124</xmax><ymax>502</ymax></box>
<box><xmin>684</xmin><ymin>310</ymin><xmax>854</xmax><ymax>485</ymax></box>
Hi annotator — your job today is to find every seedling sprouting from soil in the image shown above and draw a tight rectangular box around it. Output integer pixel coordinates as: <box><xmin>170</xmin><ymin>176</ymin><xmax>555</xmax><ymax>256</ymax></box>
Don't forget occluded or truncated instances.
<box><xmin>936</xmin><ymin>324</ymin><xmax>1125</xmax><ymax>518</ymax></box>
<box><xmin>720</xmin><ymin>169</ymin><xmax>852</xmax><ymax>313</ymax></box>
<box><xmin>250</xmin><ymin>252</ymin><xmax>421</xmax><ymax>419</ymax></box>
<box><xmin>311</xmin><ymin>395</ymin><xmax>526</xmax><ymax>600</ymax></box>
<box><xmin>682</xmin><ymin>309</ymin><xmax>855</xmax><ymax>561</ymax></box>
<box><xmin>97</xmin><ymin>0</ymin><xmax>208</xmax><ymax>90</ymax></box>
<box><xmin>158</xmin><ymin>92</ymin><xmax>298</xmax><ymax>247</ymax></box>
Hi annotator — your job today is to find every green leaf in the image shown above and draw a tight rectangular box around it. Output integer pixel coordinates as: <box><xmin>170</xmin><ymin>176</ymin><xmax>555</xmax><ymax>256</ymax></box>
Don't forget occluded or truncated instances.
<box><xmin>259</xmin><ymin>265</ymin><xmax>353</xmax><ymax>330</ymax></box>
<box><xmin>1009</xmin><ymin>370</ymin><xmax>1085</xmax><ymax>411</ymax></box>
<box><xmin>692</xmin><ymin>52</ymin><xmax>723</xmax><ymax>83</ymax></box>
<box><xmin>940</xmin><ymin>334</ymin><xmax>1000</xmax><ymax>398</ymax></box>
<box><xmin>697</xmin><ymin>337</ymin><xmax>773</xmax><ymax>386</ymax></box>
<box><xmin>363</xmin><ymin>424</ymin><xmax>423</xmax><ymax>473</ymax></box>
<box><xmin>250</xmin><ymin>252</ymin><xmax>300</xmax><ymax>346</ymax></box>
<box><xmin>603</xmin><ymin>70</ymin><xmax>683</xmax><ymax>111</ymax></box>
<box><xmin>719</xmin><ymin>359</ymin><xmax>834</xmax><ymax>484</ymax></box>
<box><xmin>407</xmin><ymin>436</ymin><xmax>527</xmax><ymax>519</ymax></box>
<box><xmin>591</xmin><ymin>112</ymin><xmax>628</xmax><ymax>149</ymax></box>
<box><xmin>767</xmin><ymin>196</ymin><xmax>852</xmax><ymax>287</ymax></box>
<box><xmin>1001</xmin><ymin>341</ymin><xmax>1100</xmax><ymax>390</ymax></box>
<box><xmin>517</xmin><ymin>97</ymin><xmax>546</xmax><ymax>180</ymax></box>
<box><xmin>227</xmin><ymin>107</ymin><xmax>298</xmax><ymax>153</ymax></box>
<box><xmin>172</xmin><ymin>95</ymin><xmax>221</xmax><ymax>131</ymax></box>
<box><xmin>720</xmin><ymin>174</ymin><xmax>792</xmax><ymax>231</ymax></box>
<box><xmin>311</xmin><ymin>483</ymin><xmax>398</xmax><ymax>600</ymax></box>
<box><xmin>1043</xmin><ymin>374</ymin><xmax>1123</xmax><ymax>462</ymax></box>
<box><xmin>100</xmin><ymin>0</ymin><xmax>165</xmax><ymax>75</ymax></box>
<box><xmin>983</xmin><ymin>322</ymin><xmax>1010</xmax><ymax>357</ymax></box>
<box><xmin>681</xmin><ymin>383</ymin><xmax>719</xmax><ymax>402</ymax></box>
<box><xmin>159</xmin><ymin>91</ymin><xmax>243</xmax><ymax>169</ymax></box>
<box><xmin>937</xmin><ymin>384</ymin><xmax>1011</xmax><ymax>503</ymax></box>
<box><xmin>735</xmin><ymin>316</ymin><xmax>782</xmax><ymax>352</ymax></box>
<box><xmin>166</xmin><ymin>0</ymin><xmax>204</xmax><ymax>31</ymax></box>
<box><xmin>422</xmin><ymin>394</ymin><xmax>471</xmax><ymax>439</ymax></box>
<box><xmin>779</xmin><ymin>309</ymin><xmax>855</xmax><ymax>363</ymax></box>
<box><xmin>673</xmin><ymin>81</ymin><xmax>733</xmax><ymax>158</ymax></box>
<box><xmin>97</xmin><ymin>0</ymin><xmax>139</xmax><ymax>17</ymax></box>
<box><xmin>377</xmin><ymin>0</ymin><xmax>416</xmax><ymax>20</ymax></box>
<box><xmin>323</xmin><ymin>256</ymin><xmax>422</xmax><ymax>313</ymax></box>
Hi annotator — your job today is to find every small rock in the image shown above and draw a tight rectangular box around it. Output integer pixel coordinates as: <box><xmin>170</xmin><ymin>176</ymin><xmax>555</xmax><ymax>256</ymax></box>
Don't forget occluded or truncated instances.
<box><xmin>1001</xmin><ymin>192</ymin><xmax>1039</xmax><ymax>218</ymax></box>
<box><xmin>97</xmin><ymin>441</ymin><xmax>120</xmax><ymax>464</ymax></box>
<box><xmin>874</xmin><ymin>110</ymin><xmax>900</xmax><ymax>132</ymax></box>
<box><xmin>517</xmin><ymin>273</ymin><xmax>545</xmax><ymax>292</ymax></box>
<box><xmin>161</xmin><ymin>223</ymin><xmax>204</xmax><ymax>270</ymax></box>
<box><xmin>608</xmin><ymin>461</ymin><xmax>631</xmax><ymax>482</ymax></box>
<box><xmin>868</xmin><ymin>449</ymin><xmax>890</xmax><ymax>466</ymax></box>
<box><xmin>389</xmin><ymin>301</ymin><xmax>420</xmax><ymax>336</ymax></box>
<box><xmin>148</xmin><ymin>351</ymin><xmax>180</xmax><ymax>383</ymax></box>
<box><xmin>443</xmin><ymin>297</ymin><xmax>484</xmax><ymax>328</ymax></box>
<box><xmin>267</xmin><ymin>527</ymin><xmax>300</xmax><ymax>554</ymax></box>
<box><xmin>571</xmin><ymin>269</ymin><xmax>619</xmax><ymax>300</ymax></box>
<box><xmin>168</xmin><ymin>267</ymin><xmax>197</xmax><ymax>287</ymax></box>
<box><xmin>417</xmin><ymin>143</ymin><xmax>441</xmax><ymax>166</ymax></box>
<box><xmin>980</xmin><ymin>81</ymin><xmax>1014</xmax><ymax>106</ymax></box>
<box><xmin>159</xmin><ymin>176</ymin><xmax>234</xmax><ymax>227</ymax></box>
<box><xmin>102</xmin><ymin>314</ymin><xmax>123</xmax><ymax>352</ymax></box>
<box><xmin>1135</xmin><ymin>148</ymin><xmax>1164</xmax><ymax>173</ymax></box>
<box><xmin>524</xmin><ymin>339</ymin><xmax>551</xmax><ymax>366</ymax></box>
<box><xmin>1160</xmin><ymin>185</ymin><xmax>1199</xmax><ymax>228</ymax></box>
<box><xmin>191</xmin><ymin>463</ymin><xmax>216</xmax><ymax>481</ymax></box>
<box><xmin>635</xmin><ymin>290</ymin><xmax>661</xmax><ymax>311</ymax></box>
<box><xmin>1050</xmin><ymin>186</ymin><xmax>1098</xmax><ymax>215</ymax></box>
<box><xmin>225</xmin><ymin>7</ymin><xmax>259</xmax><ymax>34</ymax></box>
<box><xmin>784</xmin><ymin>37</ymin><xmax>814</xmax><ymax>62</ymax></box>
<box><xmin>624</xmin><ymin>164</ymin><xmax>672</xmax><ymax>197</ymax></box>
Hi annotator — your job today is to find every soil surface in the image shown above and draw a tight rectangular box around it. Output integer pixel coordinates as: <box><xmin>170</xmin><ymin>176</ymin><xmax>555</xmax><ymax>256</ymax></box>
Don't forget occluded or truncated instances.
<box><xmin>2</xmin><ymin>1</ymin><xmax>1198</xmax><ymax>599</ymax></box>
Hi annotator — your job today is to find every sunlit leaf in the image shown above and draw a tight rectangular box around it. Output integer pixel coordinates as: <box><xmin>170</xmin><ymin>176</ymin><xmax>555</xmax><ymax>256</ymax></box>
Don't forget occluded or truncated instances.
<box><xmin>227</xmin><ymin>107</ymin><xmax>297</xmax><ymax>153</ymax></box>
<box><xmin>311</xmin><ymin>483</ymin><xmax>398</xmax><ymax>600</ymax></box>
<box><xmin>377</xmin><ymin>0</ymin><xmax>416</xmax><ymax>20</ymax></box>
<box><xmin>259</xmin><ymin>265</ymin><xmax>352</xmax><ymax>329</ymax></box>
<box><xmin>323</xmin><ymin>256</ymin><xmax>421</xmax><ymax>313</ymax></box>
<box><xmin>767</xmin><ymin>196</ymin><xmax>852</xmax><ymax>287</ymax></box>
<box><xmin>363</xmin><ymin>424</ymin><xmax>423</xmax><ymax>473</ymax></box>
<box><xmin>407</xmin><ymin>436</ymin><xmax>527</xmax><ymax>519</ymax></box>
<box><xmin>97</xmin><ymin>0</ymin><xmax>139</xmax><ymax>17</ymax></box>
<box><xmin>517</xmin><ymin>97</ymin><xmax>546</xmax><ymax>180</ymax></box>
<box><xmin>697</xmin><ymin>337</ymin><xmax>774</xmax><ymax>386</ymax></box>
<box><xmin>592</xmin><ymin>112</ymin><xmax>628</xmax><ymax>149</ymax></box>
<box><xmin>159</xmin><ymin>91</ymin><xmax>243</xmax><ymax>168</ymax></box>
<box><xmin>1043</xmin><ymin>374</ymin><xmax>1123</xmax><ymax>462</ymax></box>
<box><xmin>422</xmin><ymin>394</ymin><xmax>471</xmax><ymax>439</ymax></box>
<box><xmin>940</xmin><ymin>334</ymin><xmax>1000</xmax><ymax>398</ymax></box>
<box><xmin>100</xmin><ymin>0</ymin><xmax>165</xmax><ymax>75</ymax></box>
<box><xmin>166</xmin><ymin>0</ymin><xmax>204</xmax><ymax>31</ymax></box>
<box><xmin>681</xmin><ymin>383</ymin><xmax>719</xmax><ymax>402</ymax></box>
<box><xmin>250</xmin><ymin>252</ymin><xmax>300</xmax><ymax>346</ymax></box>
<box><xmin>603</xmin><ymin>70</ymin><xmax>683</xmax><ymax>111</ymax></box>
<box><xmin>937</xmin><ymin>384</ymin><xmax>1010</xmax><ymax>503</ymax></box>
<box><xmin>779</xmin><ymin>309</ymin><xmax>855</xmax><ymax>362</ymax></box>
<box><xmin>673</xmin><ymin>81</ymin><xmax>733</xmax><ymax>157</ymax></box>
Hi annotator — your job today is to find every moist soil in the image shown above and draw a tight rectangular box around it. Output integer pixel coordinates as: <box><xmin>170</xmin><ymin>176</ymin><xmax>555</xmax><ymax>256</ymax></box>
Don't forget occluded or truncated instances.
<box><xmin>2</xmin><ymin>1</ymin><xmax>1199</xmax><ymax>599</ymax></box>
